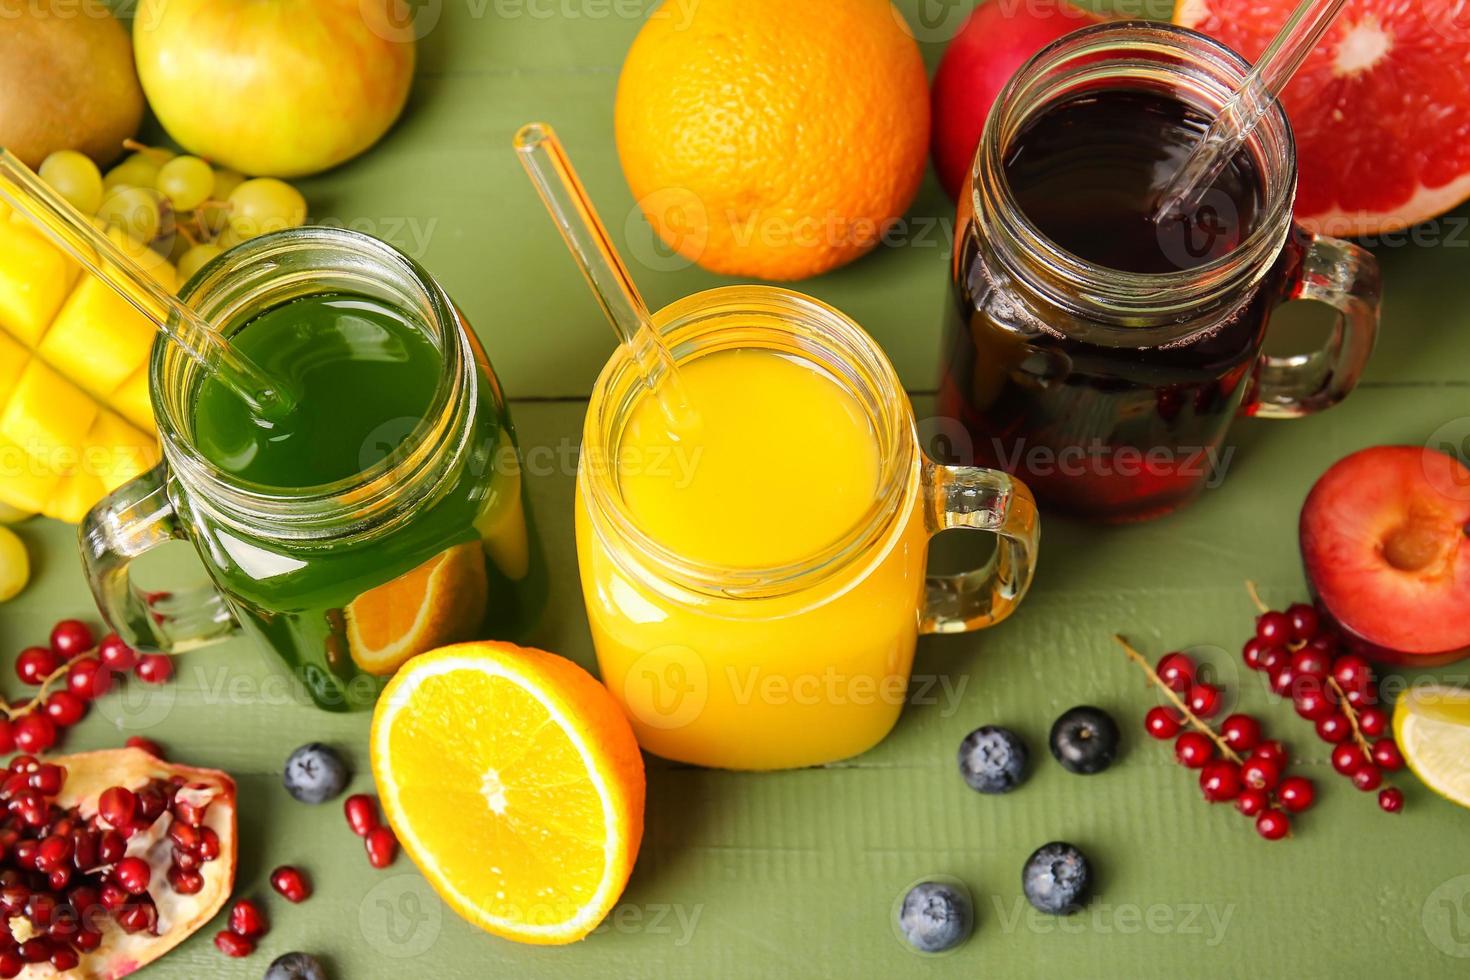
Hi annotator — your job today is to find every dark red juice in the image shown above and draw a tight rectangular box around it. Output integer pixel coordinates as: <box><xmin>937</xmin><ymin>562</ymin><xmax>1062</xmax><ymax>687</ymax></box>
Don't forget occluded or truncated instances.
<box><xmin>938</xmin><ymin>88</ymin><xmax>1302</xmax><ymax>520</ymax></box>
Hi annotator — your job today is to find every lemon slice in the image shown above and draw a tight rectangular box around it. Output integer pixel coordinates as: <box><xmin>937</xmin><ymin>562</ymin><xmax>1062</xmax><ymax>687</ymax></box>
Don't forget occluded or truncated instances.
<box><xmin>1394</xmin><ymin>684</ymin><xmax>1470</xmax><ymax>810</ymax></box>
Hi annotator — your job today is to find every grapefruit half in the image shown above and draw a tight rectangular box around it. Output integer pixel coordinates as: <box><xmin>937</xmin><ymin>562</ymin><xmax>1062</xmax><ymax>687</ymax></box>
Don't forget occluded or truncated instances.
<box><xmin>1177</xmin><ymin>0</ymin><xmax>1470</xmax><ymax>235</ymax></box>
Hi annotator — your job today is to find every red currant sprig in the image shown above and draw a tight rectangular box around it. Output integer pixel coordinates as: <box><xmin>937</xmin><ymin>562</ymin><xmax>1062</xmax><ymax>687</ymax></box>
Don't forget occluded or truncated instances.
<box><xmin>1242</xmin><ymin>583</ymin><xmax>1404</xmax><ymax>814</ymax></box>
<box><xmin>1116</xmin><ymin>636</ymin><xmax>1305</xmax><ymax>840</ymax></box>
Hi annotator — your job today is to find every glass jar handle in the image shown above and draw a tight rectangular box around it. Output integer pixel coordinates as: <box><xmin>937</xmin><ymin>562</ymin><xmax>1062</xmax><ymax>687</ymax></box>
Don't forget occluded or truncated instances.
<box><xmin>919</xmin><ymin>459</ymin><xmax>1040</xmax><ymax>635</ymax></box>
<box><xmin>1248</xmin><ymin>232</ymin><xmax>1381</xmax><ymax>419</ymax></box>
<box><xmin>79</xmin><ymin>463</ymin><xmax>239</xmax><ymax>654</ymax></box>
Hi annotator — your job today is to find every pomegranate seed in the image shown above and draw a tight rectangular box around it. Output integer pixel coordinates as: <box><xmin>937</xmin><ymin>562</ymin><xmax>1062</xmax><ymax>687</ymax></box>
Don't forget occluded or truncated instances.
<box><xmin>173</xmin><ymin>846</ymin><xmax>201</xmax><ymax>871</ymax></box>
<box><xmin>230</xmin><ymin>898</ymin><xmax>267</xmax><ymax>939</ymax></box>
<box><xmin>270</xmin><ymin>865</ymin><xmax>311</xmax><ymax>903</ymax></box>
<box><xmin>12</xmin><ymin>715</ymin><xmax>55</xmax><ymax>755</ymax></box>
<box><xmin>172</xmin><ymin>788</ymin><xmax>210</xmax><ymax>828</ymax></box>
<box><xmin>125</xmin><ymin>736</ymin><xmax>163</xmax><ymax>758</ymax></box>
<box><xmin>7</xmin><ymin>756</ymin><xmax>35</xmax><ymax>775</ymax></box>
<box><xmin>133</xmin><ymin>655</ymin><xmax>173</xmax><ymax>685</ymax></box>
<box><xmin>1379</xmin><ymin>787</ymin><xmax>1405</xmax><ymax>813</ymax></box>
<box><xmin>98</xmin><ymin>786</ymin><xmax>137</xmax><ymax>830</ymax></box>
<box><xmin>0</xmin><ymin>951</ymin><xmax>19</xmax><ymax>978</ymax></box>
<box><xmin>15</xmin><ymin>648</ymin><xmax>59</xmax><ymax>686</ymax></box>
<box><xmin>46</xmin><ymin>867</ymin><xmax>70</xmax><ymax>891</ymax></box>
<box><xmin>28</xmin><ymin>764</ymin><xmax>63</xmax><ymax>796</ymax></box>
<box><xmin>114</xmin><ymin>901</ymin><xmax>156</xmax><ymax>934</ymax></box>
<box><xmin>25</xmin><ymin>892</ymin><xmax>55</xmax><ymax>927</ymax></box>
<box><xmin>42</xmin><ymin>692</ymin><xmax>86</xmax><ymax>728</ymax></box>
<box><xmin>113</xmin><ymin>856</ymin><xmax>151</xmax><ymax>895</ymax></box>
<box><xmin>67</xmin><ymin>658</ymin><xmax>111</xmax><ymax>701</ymax></box>
<box><xmin>35</xmin><ymin>834</ymin><xmax>71</xmax><ymax>871</ymax></box>
<box><xmin>97</xmin><ymin>830</ymin><xmax>126</xmax><ymax>864</ymax></box>
<box><xmin>97</xmin><ymin>634</ymin><xmax>137</xmax><ymax>672</ymax></box>
<box><xmin>136</xmin><ymin>785</ymin><xmax>167</xmax><ymax>822</ymax></box>
<box><xmin>344</xmin><ymin>794</ymin><xmax>379</xmax><ymax>837</ymax></box>
<box><xmin>18</xmin><ymin>937</ymin><xmax>50</xmax><ymax>963</ymax></box>
<box><xmin>196</xmin><ymin>827</ymin><xmax>221</xmax><ymax>861</ymax></box>
<box><xmin>214</xmin><ymin>930</ymin><xmax>254</xmax><ymax>957</ymax></box>
<box><xmin>99</xmin><ymin>881</ymin><xmax>129</xmax><ymax>910</ymax></box>
<box><xmin>1255</xmin><ymin>808</ymin><xmax>1290</xmax><ymax>841</ymax></box>
<box><xmin>49</xmin><ymin>947</ymin><xmax>79</xmax><ymax>971</ymax></box>
<box><xmin>73</xmin><ymin>929</ymin><xmax>101</xmax><ymax>952</ymax></box>
<box><xmin>49</xmin><ymin>620</ymin><xmax>95</xmax><ymax>659</ymax></box>
<box><xmin>71</xmin><ymin>830</ymin><xmax>98</xmax><ymax>871</ymax></box>
<box><xmin>168</xmin><ymin>822</ymin><xmax>201</xmax><ymax>852</ymax></box>
<box><xmin>10</xmin><ymin>794</ymin><xmax>46</xmax><ymax>829</ymax></box>
<box><xmin>167</xmin><ymin>866</ymin><xmax>203</xmax><ymax>895</ymax></box>
<box><xmin>365</xmin><ymin>826</ymin><xmax>398</xmax><ymax>869</ymax></box>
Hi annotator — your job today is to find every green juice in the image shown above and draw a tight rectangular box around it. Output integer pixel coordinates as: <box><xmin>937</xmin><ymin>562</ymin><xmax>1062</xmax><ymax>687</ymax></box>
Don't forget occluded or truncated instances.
<box><xmin>185</xmin><ymin>292</ymin><xmax>545</xmax><ymax>710</ymax></box>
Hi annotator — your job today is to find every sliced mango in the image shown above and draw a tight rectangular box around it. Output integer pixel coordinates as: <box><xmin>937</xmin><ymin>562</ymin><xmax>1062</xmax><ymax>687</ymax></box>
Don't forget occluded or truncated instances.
<box><xmin>0</xmin><ymin>220</ymin><xmax>168</xmax><ymax>522</ymax></box>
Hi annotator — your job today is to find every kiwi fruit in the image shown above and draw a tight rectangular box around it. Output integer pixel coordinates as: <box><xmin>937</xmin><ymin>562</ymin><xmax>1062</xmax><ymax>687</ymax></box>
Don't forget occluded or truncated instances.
<box><xmin>0</xmin><ymin>4</ymin><xmax>145</xmax><ymax>168</ymax></box>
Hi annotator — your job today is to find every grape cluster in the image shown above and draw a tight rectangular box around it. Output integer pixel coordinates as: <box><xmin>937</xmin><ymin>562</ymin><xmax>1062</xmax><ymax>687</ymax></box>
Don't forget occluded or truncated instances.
<box><xmin>1120</xmin><ymin>637</ymin><xmax>1310</xmax><ymax>841</ymax></box>
<box><xmin>34</xmin><ymin>144</ymin><xmax>307</xmax><ymax>283</ymax></box>
<box><xmin>1242</xmin><ymin>589</ymin><xmax>1404</xmax><ymax>813</ymax></box>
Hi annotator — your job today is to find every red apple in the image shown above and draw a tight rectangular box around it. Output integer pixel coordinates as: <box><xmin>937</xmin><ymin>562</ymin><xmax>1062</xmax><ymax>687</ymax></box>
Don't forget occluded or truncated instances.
<box><xmin>1301</xmin><ymin>446</ymin><xmax>1470</xmax><ymax>665</ymax></box>
<box><xmin>931</xmin><ymin>0</ymin><xmax>1104</xmax><ymax>200</ymax></box>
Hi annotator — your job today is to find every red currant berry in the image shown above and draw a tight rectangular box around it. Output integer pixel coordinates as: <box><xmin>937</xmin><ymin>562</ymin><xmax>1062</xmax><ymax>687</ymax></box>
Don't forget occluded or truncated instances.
<box><xmin>1187</xmin><ymin>683</ymin><xmax>1223</xmax><ymax>719</ymax></box>
<box><xmin>1199</xmin><ymin>761</ymin><xmax>1243</xmax><ymax>802</ymax></box>
<box><xmin>1314</xmin><ymin>712</ymin><xmax>1351</xmax><ymax>744</ymax></box>
<box><xmin>1251</xmin><ymin>741</ymin><xmax>1288</xmax><ymax>767</ymax></box>
<box><xmin>1255</xmin><ymin>808</ymin><xmax>1290</xmax><ymax>841</ymax></box>
<box><xmin>1144</xmin><ymin>706</ymin><xmax>1182</xmax><ymax>740</ymax></box>
<box><xmin>1278</xmin><ymin>776</ymin><xmax>1316</xmax><ymax>813</ymax></box>
<box><xmin>1330</xmin><ymin>655</ymin><xmax>1372</xmax><ymax>692</ymax></box>
<box><xmin>1174</xmin><ymin>732</ymin><xmax>1215</xmax><ymax>769</ymax></box>
<box><xmin>1344</xmin><ymin>683</ymin><xmax>1378</xmax><ymax>709</ymax></box>
<box><xmin>1156</xmin><ymin>652</ymin><xmax>1195</xmax><ymax>693</ymax></box>
<box><xmin>1269</xmin><ymin>663</ymin><xmax>1297</xmax><ymax>697</ymax></box>
<box><xmin>1352</xmin><ymin>765</ymin><xmax>1383</xmax><ymax>792</ymax></box>
<box><xmin>1242</xmin><ymin>637</ymin><xmax>1268</xmax><ymax>670</ymax></box>
<box><xmin>1358</xmin><ymin>707</ymin><xmax>1389</xmax><ymax>738</ymax></box>
<box><xmin>1378</xmin><ymin>787</ymin><xmax>1404</xmax><ymax>813</ymax></box>
<box><xmin>1285</xmin><ymin>603</ymin><xmax>1320</xmax><ymax>642</ymax></box>
<box><xmin>48</xmin><ymin>620</ymin><xmax>94</xmax><ymax>660</ymax></box>
<box><xmin>1289</xmin><ymin>648</ymin><xmax>1331</xmax><ymax>680</ymax></box>
<box><xmin>1305</xmin><ymin>633</ymin><xmax>1340</xmax><ymax>658</ymax></box>
<box><xmin>66</xmin><ymin>658</ymin><xmax>111</xmax><ymax>701</ymax></box>
<box><xmin>1241</xmin><ymin>756</ymin><xmax>1281</xmax><ymax>791</ymax></box>
<box><xmin>1220</xmin><ymin>714</ymin><xmax>1261</xmax><ymax>752</ymax></box>
<box><xmin>1235</xmin><ymin>788</ymin><xmax>1269</xmax><ymax>816</ymax></box>
<box><xmin>1256</xmin><ymin>647</ymin><xmax>1288</xmax><ymax>675</ymax></box>
<box><xmin>12</xmin><ymin>715</ymin><xmax>55</xmax><ymax>755</ymax></box>
<box><xmin>96</xmin><ymin>635</ymin><xmax>136</xmax><ymax>673</ymax></box>
<box><xmin>1371</xmin><ymin>739</ymin><xmax>1404</xmax><ymax>772</ymax></box>
<box><xmin>1331</xmin><ymin>743</ymin><xmax>1366</xmax><ymax>776</ymax></box>
<box><xmin>42</xmin><ymin>692</ymin><xmax>85</xmax><ymax>729</ymax></box>
<box><xmin>133</xmin><ymin>655</ymin><xmax>173</xmax><ymax>685</ymax></box>
<box><xmin>1293</xmin><ymin>686</ymin><xmax>1335</xmax><ymax>722</ymax></box>
<box><xmin>15</xmin><ymin>648</ymin><xmax>59</xmax><ymax>686</ymax></box>
<box><xmin>1255</xmin><ymin>611</ymin><xmax>1291</xmax><ymax>645</ymax></box>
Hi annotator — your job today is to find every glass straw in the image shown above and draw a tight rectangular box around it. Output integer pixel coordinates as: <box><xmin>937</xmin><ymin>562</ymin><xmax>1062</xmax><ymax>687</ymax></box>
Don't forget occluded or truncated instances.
<box><xmin>513</xmin><ymin>123</ymin><xmax>694</xmax><ymax>431</ymax></box>
<box><xmin>0</xmin><ymin>150</ymin><xmax>293</xmax><ymax>419</ymax></box>
<box><xmin>1153</xmin><ymin>0</ymin><xmax>1350</xmax><ymax>223</ymax></box>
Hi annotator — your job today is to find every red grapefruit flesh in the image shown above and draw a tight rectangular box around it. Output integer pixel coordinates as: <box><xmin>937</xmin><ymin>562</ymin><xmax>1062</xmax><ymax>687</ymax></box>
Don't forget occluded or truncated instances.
<box><xmin>931</xmin><ymin>0</ymin><xmax>1104</xmax><ymax>200</ymax></box>
<box><xmin>1300</xmin><ymin>446</ymin><xmax>1470</xmax><ymax>665</ymax></box>
<box><xmin>1177</xmin><ymin>0</ymin><xmax>1470</xmax><ymax>235</ymax></box>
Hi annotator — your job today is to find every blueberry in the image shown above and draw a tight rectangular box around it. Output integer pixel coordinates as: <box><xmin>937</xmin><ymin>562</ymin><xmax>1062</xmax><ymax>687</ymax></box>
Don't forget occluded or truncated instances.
<box><xmin>957</xmin><ymin>725</ymin><xmax>1028</xmax><ymax>794</ymax></box>
<box><xmin>265</xmin><ymin>952</ymin><xmax>327</xmax><ymax>980</ymax></box>
<box><xmin>1048</xmin><ymin>706</ymin><xmax>1120</xmax><ymax>775</ymax></box>
<box><xmin>282</xmin><ymin>743</ymin><xmax>349</xmax><ymax>804</ymax></box>
<box><xmin>896</xmin><ymin>879</ymin><xmax>974</xmax><ymax>953</ymax></box>
<box><xmin>1022</xmin><ymin>842</ymin><xmax>1091</xmax><ymax>915</ymax></box>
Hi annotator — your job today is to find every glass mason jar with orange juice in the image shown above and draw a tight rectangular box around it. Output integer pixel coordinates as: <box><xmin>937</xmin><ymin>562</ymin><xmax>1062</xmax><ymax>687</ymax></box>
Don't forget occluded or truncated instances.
<box><xmin>576</xmin><ymin>286</ymin><xmax>1039</xmax><ymax>770</ymax></box>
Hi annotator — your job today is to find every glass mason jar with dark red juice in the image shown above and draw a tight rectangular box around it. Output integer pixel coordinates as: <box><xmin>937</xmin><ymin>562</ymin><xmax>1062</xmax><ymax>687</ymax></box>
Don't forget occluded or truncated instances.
<box><xmin>937</xmin><ymin>22</ymin><xmax>1382</xmax><ymax>522</ymax></box>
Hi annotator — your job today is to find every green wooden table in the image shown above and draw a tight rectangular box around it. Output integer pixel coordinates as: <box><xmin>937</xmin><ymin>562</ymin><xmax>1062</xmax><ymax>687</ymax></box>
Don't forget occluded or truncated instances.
<box><xmin>10</xmin><ymin>1</ymin><xmax>1470</xmax><ymax>975</ymax></box>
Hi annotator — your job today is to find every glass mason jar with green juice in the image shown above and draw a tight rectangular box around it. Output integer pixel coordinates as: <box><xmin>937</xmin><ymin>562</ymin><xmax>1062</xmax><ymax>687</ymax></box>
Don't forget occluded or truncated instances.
<box><xmin>81</xmin><ymin>228</ymin><xmax>546</xmax><ymax>710</ymax></box>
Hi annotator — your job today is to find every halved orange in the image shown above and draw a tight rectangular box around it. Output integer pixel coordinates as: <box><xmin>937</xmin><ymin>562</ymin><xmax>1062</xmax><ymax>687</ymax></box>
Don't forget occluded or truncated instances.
<box><xmin>370</xmin><ymin>641</ymin><xmax>645</xmax><ymax>945</ymax></box>
<box><xmin>346</xmin><ymin>541</ymin><xmax>488</xmax><ymax>675</ymax></box>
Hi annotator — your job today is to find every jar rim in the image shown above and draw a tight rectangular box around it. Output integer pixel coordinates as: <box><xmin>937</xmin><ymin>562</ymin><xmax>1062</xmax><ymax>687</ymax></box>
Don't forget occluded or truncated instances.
<box><xmin>154</xmin><ymin>226</ymin><xmax>473</xmax><ymax>540</ymax></box>
<box><xmin>972</xmin><ymin>20</ymin><xmax>1299</xmax><ymax>338</ymax></box>
<box><xmin>580</xmin><ymin>285</ymin><xmax>916</xmax><ymax>600</ymax></box>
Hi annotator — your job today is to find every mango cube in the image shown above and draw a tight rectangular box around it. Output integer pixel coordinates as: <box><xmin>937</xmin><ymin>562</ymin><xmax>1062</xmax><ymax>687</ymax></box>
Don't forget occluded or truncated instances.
<box><xmin>83</xmin><ymin>411</ymin><xmax>157</xmax><ymax>493</ymax></box>
<box><xmin>44</xmin><ymin>470</ymin><xmax>106</xmax><ymax>525</ymax></box>
<box><xmin>0</xmin><ymin>436</ymin><xmax>62</xmax><ymax>514</ymax></box>
<box><xmin>0</xmin><ymin>360</ymin><xmax>98</xmax><ymax>468</ymax></box>
<box><xmin>41</xmin><ymin>275</ymin><xmax>158</xmax><ymax>398</ymax></box>
<box><xmin>0</xmin><ymin>221</ymin><xmax>75</xmax><ymax>345</ymax></box>
<box><xmin>112</xmin><ymin>366</ymin><xmax>155</xmax><ymax>433</ymax></box>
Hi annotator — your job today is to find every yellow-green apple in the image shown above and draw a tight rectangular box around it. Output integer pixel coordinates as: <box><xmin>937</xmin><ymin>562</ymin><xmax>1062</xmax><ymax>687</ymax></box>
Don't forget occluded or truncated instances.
<box><xmin>132</xmin><ymin>0</ymin><xmax>416</xmax><ymax>177</ymax></box>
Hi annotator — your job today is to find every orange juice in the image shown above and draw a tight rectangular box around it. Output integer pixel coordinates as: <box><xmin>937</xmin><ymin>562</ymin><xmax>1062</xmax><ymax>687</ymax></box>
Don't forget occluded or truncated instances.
<box><xmin>576</xmin><ymin>286</ymin><xmax>1038</xmax><ymax>771</ymax></box>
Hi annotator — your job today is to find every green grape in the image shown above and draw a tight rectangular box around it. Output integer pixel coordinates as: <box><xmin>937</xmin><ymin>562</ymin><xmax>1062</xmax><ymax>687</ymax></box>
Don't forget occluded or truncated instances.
<box><xmin>177</xmin><ymin>243</ymin><xmax>223</xmax><ymax>282</ymax></box>
<box><xmin>38</xmin><ymin>151</ymin><xmax>104</xmax><ymax>215</ymax></box>
<box><xmin>102</xmin><ymin>153</ymin><xmax>161</xmax><ymax>192</ymax></box>
<box><xmin>155</xmin><ymin>155</ymin><xmax>215</xmax><ymax>211</ymax></box>
<box><xmin>211</xmin><ymin>168</ymin><xmax>245</xmax><ymax>200</ymax></box>
<box><xmin>97</xmin><ymin>187</ymin><xmax>163</xmax><ymax>243</ymax></box>
<box><xmin>214</xmin><ymin>225</ymin><xmax>248</xmax><ymax>250</ymax></box>
<box><xmin>226</xmin><ymin>178</ymin><xmax>307</xmax><ymax>239</ymax></box>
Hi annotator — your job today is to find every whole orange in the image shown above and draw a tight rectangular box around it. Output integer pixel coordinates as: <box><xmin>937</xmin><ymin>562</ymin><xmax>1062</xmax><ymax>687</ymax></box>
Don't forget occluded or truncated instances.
<box><xmin>615</xmin><ymin>0</ymin><xmax>930</xmax><ymax>281</ymax></box>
